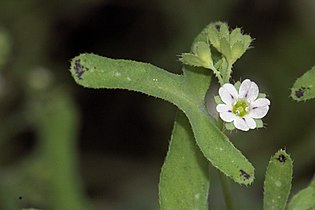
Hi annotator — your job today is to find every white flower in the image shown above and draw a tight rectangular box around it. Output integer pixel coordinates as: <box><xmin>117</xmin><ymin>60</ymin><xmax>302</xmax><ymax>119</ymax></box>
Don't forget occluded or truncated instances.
<box><xmin>216</xmin><ymin>79</ymin><xmax>270</xmax><ymax>131</ymax></box>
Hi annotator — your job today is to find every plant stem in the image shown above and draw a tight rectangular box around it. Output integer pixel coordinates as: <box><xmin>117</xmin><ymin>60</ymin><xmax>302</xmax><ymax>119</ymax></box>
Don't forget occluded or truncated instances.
<box><xmin>219</xmin><ymin>172</ymin><xmax>236</xmax><ymax>210</ymax></box>
<box><xmin>216</xmin><ymin>118</ymin><xmax>236</xmax><ymax>210</ymax></box>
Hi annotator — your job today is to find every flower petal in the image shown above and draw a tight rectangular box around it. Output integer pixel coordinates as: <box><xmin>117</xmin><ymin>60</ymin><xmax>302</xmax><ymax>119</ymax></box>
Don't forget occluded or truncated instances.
<box><xmin>234</xmin><ymin>117</ymin><xmax>249</xmax><ymax>131</ymax></box>
<box><xmin>244</xmin><ymin>116</ymin><xmax>256</xmax><ymax>129</ymax></box>
<box><xmin>219</xmin><ymin>111</ymin><xmax>236</xmax><ymax>122</ymax></box>
<box><xmin>219</xmin><ymin>83</ymin><xmax>238</xmax><ymax>105</ymax></box>
<box><xmin>239</xmin><ymin>79</ymin><xmax>259</xmax><ymax>102</ymax></box>
<box><xmin>252</xmin><ymin>98</ymin><xmax>270</xmax><ymax>108</ymax></box>
<box><xmin>223</xmin><ymin>83</ymin><xmax>238</xmax><ymax>99</ymax></box>
<box><xmin>249</xmin><ymin>106</ymin><xmax>269</xmax><ymax>119</ymax></box>
<box><xmin>239</xmin><ymin>79</ymin><xmax>251</xmax><ymax>98</ymax></box>
<box><xmin>216</xmin><ymin>104</ymin><xmax>232</xmax><ymax>113</ymax></box>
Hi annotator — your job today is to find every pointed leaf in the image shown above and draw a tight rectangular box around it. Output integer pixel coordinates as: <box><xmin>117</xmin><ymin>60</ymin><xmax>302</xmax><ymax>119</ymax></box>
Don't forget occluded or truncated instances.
<box><xmin>180</xmin><ymin>53</ymin><xmax>206</xmax><ymax>68</ymax></box>
<box><xmin>220</xmin><ymin>38</ymin><xmax>231</xmax><ymax>60</ymax></box>
<box><xmin>243</xmin><ymin>35</ymin><xmax>253</xmax><ymax>50</ymax></box>
<box><xmin>159</xmin><ymin>111</ymin><xmax>210</xmax><ymax>210</ymax></box>
<box><xmin>231</xmin><ymin>41</ymin><xmax>245</xmax><ymax>62</ymax></box>
<box><xmin>230</xmin><ymin>28</ymin><xmax>242</xmax><ymax>45</ymax></box>
<box><xmin>194</xmin><ymin>42</ymin><xmax>213</xmax><ymax>67</ymax></box>
<box><xmin>207</xmin><ymin>24</ymin><xmax>221</xmax><ymax>50</ymax></box>
<box><xmin>263</xmin><ymin>149</ymin><xmax>293</xmax><ymax>210</ymax></box>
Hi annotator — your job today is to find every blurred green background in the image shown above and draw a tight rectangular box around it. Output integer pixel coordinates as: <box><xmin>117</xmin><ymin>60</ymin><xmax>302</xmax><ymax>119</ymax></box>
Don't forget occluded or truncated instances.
<box><xmin>0</xmin><ymin>0</ymin><xmax>315</xmax><ymax>209</ymax></box>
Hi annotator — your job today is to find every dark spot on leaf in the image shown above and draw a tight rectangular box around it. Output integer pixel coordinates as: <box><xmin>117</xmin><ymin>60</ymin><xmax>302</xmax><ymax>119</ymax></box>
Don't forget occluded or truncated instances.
<box><xmin>215</xmin><ymin>24</ymin><xmax>220</xmax><ymax>30</ymax></box>
<box><xmin>19</xmin><ymin>196</ymin><xmax>22</xmax><ymax>200</ymax></box>
<box><xmin>295</xmin><ymin>86</ymin><xmax>310</xmax><ymax>98</ymax></box>
<box><xmin>240</xmin><ymin>169</ymin><xmax>250</xmax><ymax>179</ymax></box>
<box><xmin>295</xmin><ymin>88</ymin><xmax>304</xmax><ymax>98</ymax></box>
<box><xmin>73</xmin><ymin>59</ymin><xmax>85</xmax><ymax>80</ymax></box>
<box><xmin>277</xmin><ymin>154</ymin><xmax>286</xmax><ymax>163</ymax></box>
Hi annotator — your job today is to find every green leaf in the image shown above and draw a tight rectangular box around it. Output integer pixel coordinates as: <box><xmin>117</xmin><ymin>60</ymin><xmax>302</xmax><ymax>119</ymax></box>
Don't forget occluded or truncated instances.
<box><xmin>220</xmin><ymin>38</ymin><xmax>231</xmax><ymax>60</ymax></box>
<box><xmin>231</xmin><ymin>41</ymin><xmax>245</xmax><ymax>62</ymax></box>
<box><xmin>194</xmin><ymin>42</ymin><xmax>213</xmax><ymax>67</ymax></box>
<box><xmin>70</xmin><ymin>53</ymin><xmax>190</xmax><ymax>109</ymax></box>
<box><xmin>243</xmin><ymin>35</ymin><xmax>253</xmax><ymax>50</ymax></box>
<box><xmin>219</xmin><ymin>23</ymin><xmax>230</xmax><ymax>39</ymax></box>
<box><xmin>35</xmin><ymin>89</ymin><xmax>89</xmax><ymax>210</ymax></box>
<box><xmin>159</xmin><ymin>111</ymin><xmax>210</xmax><ymax>210</ymax></box>
<box><xmin>230</xmin><ymin>28</ymin><xmax>242</xmax><ymax>45</ymax></box>
<box><xmin>263</xmin><ymin>149</ymin><xmax>293</xmax><ymax>210</ymax></box>
<box><xmin>186</xmin><ymin>107</ymin><xmax>254</xmax><ymax>185</ymax></box>
<box><xmin>70</xmin><ymin>53</ymin><xmax>255</xmax><ymax>185</ymax></box>
<box><xmin>207</xmin><ymin>23</ymin><xmax>221</xmax><ymax>50</ymax></box>
<box><xmin>287</xmin><ymin>180</ymin><xmax>315</xmax><ymax>210</ymax></box>
<box><xmin>291</xmin><ymin>65</ymin><xmax>315</xmax><ymax>101</ymax></box>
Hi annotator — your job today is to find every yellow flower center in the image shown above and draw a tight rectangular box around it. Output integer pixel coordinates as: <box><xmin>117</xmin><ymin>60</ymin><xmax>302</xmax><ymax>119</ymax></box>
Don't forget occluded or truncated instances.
<box><xmin>232</xmin><ymin>100</ymin><xmax>250</xmax><ymax>117</ymax></box>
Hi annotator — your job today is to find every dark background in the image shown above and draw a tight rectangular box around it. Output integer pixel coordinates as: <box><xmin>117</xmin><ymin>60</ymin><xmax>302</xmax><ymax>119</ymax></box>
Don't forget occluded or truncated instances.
<box><xmin>0</xmin><ymin>0</ymin><xmax>315</xmax><ymax>209</ymax></box>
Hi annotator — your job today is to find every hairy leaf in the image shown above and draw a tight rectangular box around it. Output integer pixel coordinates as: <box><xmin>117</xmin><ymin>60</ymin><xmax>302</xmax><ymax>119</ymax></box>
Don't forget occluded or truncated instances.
<box><xmin>287</xmin><ymin>180</ymin><xmax>315</xmax><ymax>210</ymax></box>
<box><xmin>159</xmin><ymin>111</ymin><xmax>209</xmax><ymax>210</ymax></box>
<box><xmin>263</xmin><ymin>149</ymin><xmax>293</xmax><ymax>210</ymax></box>
<box><xmin>69</xmin><ymin>53</ymin><xmax>254</xmax><ymax>185</ymax></box>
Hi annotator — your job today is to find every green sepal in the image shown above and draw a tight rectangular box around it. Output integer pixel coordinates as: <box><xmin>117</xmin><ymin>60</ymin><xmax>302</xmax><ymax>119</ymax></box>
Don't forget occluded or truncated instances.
<box><xmin>234</xmin><ymin>81</ymin><xmax>241</xmax><ymax>90</ymax></box>
<box><xmin>243</xmin><ymin>35</ymin><xmax>252</xmax><ymax>50</ymax></box>
<box><xmin>193</xmin><ymin>41</ymin><xmax>213</xmax><ymax>67</ymax></box>
<box><xmin>214</xmin><ymin>95</ymin><xmax>223</xmax><ymax>104</ymax></box>
<box><xmin>258</xmin><ymin>93</ymin><xmax>267</xmax><ymax>98</ymax></box>
<box><xmin>179</xmin><ymin>42</ymin><xmax>213</xmax><ymax>69</ymax></box>
<box><xmin>231</xmin><ymin>41</ymin><xmax>245</xmax><ymax>62</ymax></box>
<box><xmin>230</xmin><ymin>28</ymin><xmax>243</xmax><ymax>45</ymax></box>
<box><xmin>255</xmin><ymin>119</ymin><xmax>264</xmax><ymax>128</ymax></box>
<box><xmin>225</xmin><ymin>122</ymin><xmax>235</xmax><ymax>130</ymax></box>
<box><xmin>207</xmin><ymin>26</ymin><xmax>220</xmax><ymax>50</ymax></box>
<box><xmin>179</xmin><ymin>54</ymin><xmax>207</xmax><ymax>68</ymax></box>
<box><xmin>220</xmin><ymin>38</ymin><xmax>232</xmax><ymax>60</ymax></box>
<box><xmin>219</xmin><ymin>23</ymin><xmax>230</xmax><ymax>39</ymax></box>
<box><xmin>215</xmin><ymin>57</ymin><xmax>229</xmax><ymax>79</ymax></box>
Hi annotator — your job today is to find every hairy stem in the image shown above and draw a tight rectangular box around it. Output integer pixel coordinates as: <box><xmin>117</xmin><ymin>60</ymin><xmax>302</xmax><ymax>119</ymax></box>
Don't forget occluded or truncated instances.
<box><xmin>217</xmin><ymin>118</ymin><xmax>236</xmax><ymax>210</ymax></box>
